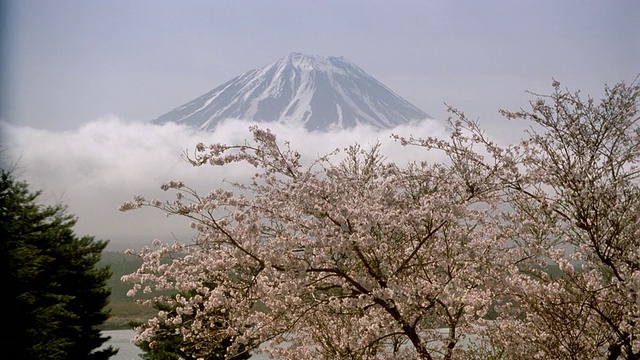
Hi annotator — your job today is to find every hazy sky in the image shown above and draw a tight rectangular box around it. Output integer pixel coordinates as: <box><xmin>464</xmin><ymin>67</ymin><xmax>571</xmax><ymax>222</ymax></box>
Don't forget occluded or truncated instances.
<box><xmin>1</xmin><ymin>0</ymin><xmax>638</xmax><ymax>249</ymax></box>
<box><xmin>3</xmin><ymin>0</ymin><xmax>638</xmax><ymax>130</ymax></box>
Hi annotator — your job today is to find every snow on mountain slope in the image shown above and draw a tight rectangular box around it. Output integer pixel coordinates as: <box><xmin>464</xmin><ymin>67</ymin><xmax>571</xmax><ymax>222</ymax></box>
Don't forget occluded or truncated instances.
<box><xmin>152</xmin><ymin>53</ymin><xmax>431</xmax><ymax>131</ymax></box>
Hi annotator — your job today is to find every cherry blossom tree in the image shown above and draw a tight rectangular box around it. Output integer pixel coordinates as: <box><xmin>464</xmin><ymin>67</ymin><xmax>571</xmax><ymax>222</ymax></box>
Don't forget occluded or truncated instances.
<box><xmin>499</xmin><ymin>79</ymin><xmax>640</xmax><ymax>360</ymax></box>
<box><xmin>121</xmin><ymin>128</ymin><xmax>511</xmax><ymax>359</ymax></box>
<box><xmin>402</xmin><ymin>78</ymin><xmax>640</xmax><ymax>359</ymax></box>
<box><xmin>122</xmin><ymin>78</ymin><xmax>640</xmax><ymax>359</ymax></box>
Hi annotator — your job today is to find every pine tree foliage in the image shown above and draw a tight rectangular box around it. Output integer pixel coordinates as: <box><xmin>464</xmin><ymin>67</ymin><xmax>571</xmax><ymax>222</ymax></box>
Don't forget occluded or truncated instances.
<box><xmin>1</xmin><ymin>169</ymin><xmax>117</xmax><ymax>360</ymax></box>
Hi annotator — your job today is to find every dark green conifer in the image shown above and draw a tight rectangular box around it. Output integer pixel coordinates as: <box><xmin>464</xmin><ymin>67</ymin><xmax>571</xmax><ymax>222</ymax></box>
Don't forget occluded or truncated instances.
<box><xmin>1</xmin><ymin>169</ymin><xmax>117</xmax><ymax>359</ymax></box>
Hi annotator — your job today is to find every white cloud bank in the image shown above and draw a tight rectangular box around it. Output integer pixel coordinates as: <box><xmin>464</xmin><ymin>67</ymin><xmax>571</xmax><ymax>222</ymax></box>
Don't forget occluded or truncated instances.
<box><xmin>2</xmin><ymin>117</ymin><xmax>447</xmax><ymax>250</ymax></box>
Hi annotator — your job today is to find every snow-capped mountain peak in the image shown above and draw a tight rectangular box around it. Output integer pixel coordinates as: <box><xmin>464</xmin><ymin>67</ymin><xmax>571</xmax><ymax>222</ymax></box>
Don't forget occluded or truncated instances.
<box><xmin>152</xmin><ymin>53</ymin><xmax>431</xmax><ymax>131</ymax></box>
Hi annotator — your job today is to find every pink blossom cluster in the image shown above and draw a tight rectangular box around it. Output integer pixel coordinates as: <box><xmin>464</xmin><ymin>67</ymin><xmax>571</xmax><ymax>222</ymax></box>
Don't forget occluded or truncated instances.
<box><xmin>122</xmin><ymin>79</ymin><xmax>640</xmax><ymax>359</ymax></box>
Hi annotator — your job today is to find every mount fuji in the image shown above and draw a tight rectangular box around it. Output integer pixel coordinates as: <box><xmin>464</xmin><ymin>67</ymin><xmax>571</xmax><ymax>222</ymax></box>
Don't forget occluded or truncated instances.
<box><xmin>152</xmin><ymin>53</ymin><xmax>431</xmax><ymax>131</ymax></box>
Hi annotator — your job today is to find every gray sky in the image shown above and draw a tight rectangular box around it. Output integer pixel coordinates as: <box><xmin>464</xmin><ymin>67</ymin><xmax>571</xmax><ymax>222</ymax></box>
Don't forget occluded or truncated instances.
<box><xmin>1</xmin><ymin>0</ymin><xmax>639</xmax><ymax>250</ymax></box>
<box><xmin>3</xmin><ymin>0</ymin><xmax>638</xmax><ymax>131</ymax></box>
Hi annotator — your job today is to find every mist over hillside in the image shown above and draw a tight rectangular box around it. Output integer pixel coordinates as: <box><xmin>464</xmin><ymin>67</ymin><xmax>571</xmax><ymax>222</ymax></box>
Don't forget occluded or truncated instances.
<box><xmin>2</xmin><ymin>117</ymin><xmax>446</xmax><ymax>251</ymax></box>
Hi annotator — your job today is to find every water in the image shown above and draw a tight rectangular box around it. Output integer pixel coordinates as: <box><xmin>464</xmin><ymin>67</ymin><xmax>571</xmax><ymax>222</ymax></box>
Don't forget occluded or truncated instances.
<box><xmin>101</xmin><ymin>329</ymin><xmax>473</xmax><ymax>359</ymax></box>
<box><xmin>101</xmin><ymin>329</ymin><xmax>268</xmax><ymax>359</ymax></box>
<box><xmin>102</xmin><ymin>329</ymin><xmax>141</xmax><ymax>359</ymax></box>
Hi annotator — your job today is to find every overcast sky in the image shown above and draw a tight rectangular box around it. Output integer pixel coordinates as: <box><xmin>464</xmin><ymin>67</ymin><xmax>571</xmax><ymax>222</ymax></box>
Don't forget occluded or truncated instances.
<box><xmin>1</xmin><ymin>0</ymin><xmax>638</xmax><ymax>250</ymax></box>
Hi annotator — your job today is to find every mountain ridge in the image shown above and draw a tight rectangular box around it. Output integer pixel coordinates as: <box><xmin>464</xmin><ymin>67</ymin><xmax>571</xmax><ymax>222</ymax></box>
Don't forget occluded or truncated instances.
<box><xmin>152</xmin><ymin>53</ymin><xmax>431</xmax><ymax>131</ymax></box>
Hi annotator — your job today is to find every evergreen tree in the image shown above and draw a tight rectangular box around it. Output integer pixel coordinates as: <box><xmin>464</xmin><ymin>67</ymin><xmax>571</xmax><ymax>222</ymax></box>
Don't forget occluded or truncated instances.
<box><xmin>1</xmin><ymin>169</ymin><xmax>117</xmax><ymax>359</ymax></box>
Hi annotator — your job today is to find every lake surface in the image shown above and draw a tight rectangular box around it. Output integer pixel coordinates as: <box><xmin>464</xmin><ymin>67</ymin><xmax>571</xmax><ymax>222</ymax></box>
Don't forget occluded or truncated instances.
<box><xmin>102</xmin><ymin>329</ymin><xmax>268</xmax><ymax>359</ymax></box>
<box><xmin>102</xmin><ymin>329</ymin><xmax>141</xmax><ymax>359</ymax></box>
<box><xmin>102</xmin><ymin>329</ymin><xmax>473</xmax><ymax>359</ymax></box>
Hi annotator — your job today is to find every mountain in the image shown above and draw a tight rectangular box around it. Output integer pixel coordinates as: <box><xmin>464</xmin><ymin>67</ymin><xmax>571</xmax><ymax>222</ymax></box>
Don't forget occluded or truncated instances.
<box><xmin>152</xmin><ymin>53</ymin><xmax>431</xmax><ymax>131</ymax></box>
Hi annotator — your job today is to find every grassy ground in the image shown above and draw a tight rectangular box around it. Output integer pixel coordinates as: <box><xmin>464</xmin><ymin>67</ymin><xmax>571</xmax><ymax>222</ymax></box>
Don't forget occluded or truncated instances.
<box><xmin>99</xmin><ymin>251</ymin><xmax>158</xmax><ymax>330</ymax></box>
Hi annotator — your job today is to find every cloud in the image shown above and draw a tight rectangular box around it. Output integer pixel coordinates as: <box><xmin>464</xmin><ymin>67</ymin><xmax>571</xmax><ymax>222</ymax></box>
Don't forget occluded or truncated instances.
<box><xmin>2</xmin><ymin>117</ymin><xmax>446</xmax><ymax>250</ymax></box>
